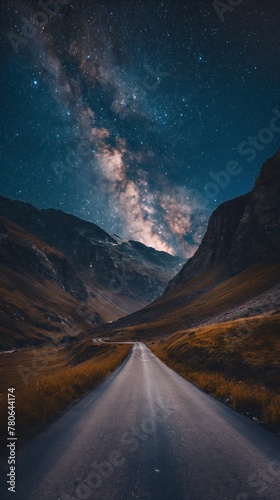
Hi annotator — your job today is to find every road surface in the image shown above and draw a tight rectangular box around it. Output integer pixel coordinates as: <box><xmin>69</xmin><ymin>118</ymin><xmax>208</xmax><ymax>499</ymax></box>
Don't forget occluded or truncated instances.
<box><xmin>0</xmin><ymin>342</ymin><xmax>279</xmax><ymax>499</ymax></box>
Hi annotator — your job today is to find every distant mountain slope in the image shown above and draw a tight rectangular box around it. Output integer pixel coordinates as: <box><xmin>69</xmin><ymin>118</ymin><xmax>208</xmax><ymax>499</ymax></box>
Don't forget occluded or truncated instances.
<box><xmin>0</xmin><ymin>217</ymin><xmax>87</xmax><ymax>301</ymax></box>
<box><xmin>0</xmin><ymin>198</ymin><xmax>182</xmax><ymax>348</ymax></box>
<box><xmin>0</xmin><ymin>217</ymin><xmax>121</xmax><ymax>349</ymax></box>
<box><xmin>0</xmin><ymin>197</ymin><xmax>182</xmax><ymax>304</ymax></box>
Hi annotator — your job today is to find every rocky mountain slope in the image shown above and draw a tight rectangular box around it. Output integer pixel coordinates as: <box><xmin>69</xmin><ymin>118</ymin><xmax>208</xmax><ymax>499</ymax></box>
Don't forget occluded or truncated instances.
<box><xmin>0</xmin><ymin>217</ymin><xmax>104</xmax><ymax>349</ymax></box>
<box><xmin>168</xmin><ymin>148</ymin><xmax>280</xmax><ymax>291</ymax></box>
<box><xmin>0</xmin><ymin>197</ymin><xmax>181</xmax><ymax>348</ymax></box>
<box><xmin>0</xmin><ymin>196</ymin><xmax>182</xmax><ymax>303</ymax></box>
<box><xmin>0</xmin><ymin>217</ymin><xmax>87</xmax><ymax>301</ymax></box>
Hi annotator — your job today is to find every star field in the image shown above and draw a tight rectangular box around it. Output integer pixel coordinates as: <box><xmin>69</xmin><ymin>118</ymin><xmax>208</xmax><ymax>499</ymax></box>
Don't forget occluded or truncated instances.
<box><xmin>0</xmin><ymin>0</ymin><xmax>279</xmax><ymax>256</ymax></box>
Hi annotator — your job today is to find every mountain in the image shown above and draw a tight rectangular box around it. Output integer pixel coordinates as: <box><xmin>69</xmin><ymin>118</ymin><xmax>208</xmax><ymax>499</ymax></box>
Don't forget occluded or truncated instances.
<box><xmin>168</xmin><ymin>148</ymin><xmax>280</xmax><ymax>290</ymax></box>
<box><xmin>0</xmin><ymin>196</ymin><xmax>182</xmax><ymax>303</ymax></box>
<box><xmin>0</xmin><ymin>197</ymin><xmax>182</xmax><ymax>349</ymax></box>
<box><xmin>97</xmin><ymin>147</ymin><xmax>280</xmax><ymax>339</ymax></box>
<box><xmin>0</xmin><ymin>217</ymin><xmax>95</xmax><ymax>349</ymax></box>
<box><xmin>0</xmin><ymin>217</ymin><xmax>87</xmax><ymax>301</ymax></box>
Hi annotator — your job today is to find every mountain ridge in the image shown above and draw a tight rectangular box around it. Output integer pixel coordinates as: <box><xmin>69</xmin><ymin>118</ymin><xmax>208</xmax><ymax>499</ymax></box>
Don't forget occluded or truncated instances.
<box><xmin>167</xmin><ymin>147</ymin><xmax>280</xmax><ymax>292</ymax></box>
<box><xmin>0</xmin><ymin>195</ymin><xmax>182</xmax><ymax>303</ymax></box>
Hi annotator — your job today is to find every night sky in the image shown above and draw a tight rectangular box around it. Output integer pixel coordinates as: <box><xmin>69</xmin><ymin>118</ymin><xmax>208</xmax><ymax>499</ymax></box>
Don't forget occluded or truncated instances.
<box><xmin>0</xmin><ymin>0</ymin><xmax>279</xmax><ymax>257</ymax></box>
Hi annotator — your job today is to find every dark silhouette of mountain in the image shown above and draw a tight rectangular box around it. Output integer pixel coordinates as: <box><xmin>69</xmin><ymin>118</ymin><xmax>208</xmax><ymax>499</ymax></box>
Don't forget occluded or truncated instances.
<box><xmin>0</xmin><ymin>217</ymin><xmax>87</xmax><ymax>301</ymax></box>
<box><xmin>167</xmin><ymin>148</ymin><xmax>280</xmax><ymax>291</ymax></box>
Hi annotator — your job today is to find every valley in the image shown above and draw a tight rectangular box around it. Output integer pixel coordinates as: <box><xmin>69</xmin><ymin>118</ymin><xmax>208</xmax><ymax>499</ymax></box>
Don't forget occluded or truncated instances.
<box><xmin>0</xmin><ymin>148</ymin><xmax>279</xmax><ymax>499</ymax></box>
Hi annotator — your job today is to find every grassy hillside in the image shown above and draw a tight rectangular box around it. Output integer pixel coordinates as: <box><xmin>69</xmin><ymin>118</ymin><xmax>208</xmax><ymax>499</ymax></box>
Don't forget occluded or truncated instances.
<box><xmin>150</xmin><ymin>313</ymin><xmax>280</xmax><ymax>431</ymax></box>
<box><xmin>0</xmin><ymin>341</ymin><xmax>131</xmax><ymax>452</ymax></box>
<box><xmin>105</xmin><ymin>262</ymin><xmax>280</xmax><ymax>339</ymax></box>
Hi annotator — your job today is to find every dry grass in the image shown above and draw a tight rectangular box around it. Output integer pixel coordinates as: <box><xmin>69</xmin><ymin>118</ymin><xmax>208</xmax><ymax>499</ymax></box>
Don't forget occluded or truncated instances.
<box><xmin>150</xmin><ymin>314</ymin><xmax>280</xmax><ymax>431</ymax></box>
<box><xmin>0</xmin><ymin>343</ymin><xmax>131</xmax><ymax>450</ymax></box>
<box><xmin>167</xmin><ymin>314</ymin><xmax>280</xmax><ymax>365</ymax></box>
<box><xmin>0</xmin><ymin>345</ymin><xmax>68</xmax><ymax>393</ymax></box>
<box><xmin>106</xmin><ymin>262</ymin><xmax>280</xmax><ymax>339</ymax></box>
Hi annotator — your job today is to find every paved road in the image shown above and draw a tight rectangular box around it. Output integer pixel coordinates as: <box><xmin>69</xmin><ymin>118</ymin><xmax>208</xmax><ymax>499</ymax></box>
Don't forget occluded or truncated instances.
<box><xmin>0</xmin><ymin>342</ymin><xmax>279</xmax><ymax>499</ymax></box>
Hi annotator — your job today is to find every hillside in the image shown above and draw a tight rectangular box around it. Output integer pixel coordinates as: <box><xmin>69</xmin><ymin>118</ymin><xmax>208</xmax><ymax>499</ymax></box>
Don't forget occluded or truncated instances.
<box><xmin>0</xmin><ymin>199</ymin><xmax>182</xmax><ymax>349</ymax></box>
<box><xmin>0</xmin><ymin>196</ymin><xmax>182</xmax><ymax>303</ymax></box>
<box><xmin>0</xmin><ymin>217</ymin><xmax>111</xmax><ymax>349</ymax></box>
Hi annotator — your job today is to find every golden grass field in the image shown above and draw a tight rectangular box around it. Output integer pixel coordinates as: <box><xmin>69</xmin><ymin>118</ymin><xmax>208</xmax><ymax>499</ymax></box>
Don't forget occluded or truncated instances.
<box><xmin>149</xmin><ymin>313</ymin><xmax>280</xmax><ymax>431</ymax></box>
<box><xmin>0</xmin><ymin>341</ymin><xmax>131</xmax><ymax>453</ymax></box>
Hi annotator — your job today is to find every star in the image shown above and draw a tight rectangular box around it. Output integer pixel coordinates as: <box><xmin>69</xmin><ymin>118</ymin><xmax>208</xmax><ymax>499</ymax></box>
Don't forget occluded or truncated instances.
<box><xmin>0</xmin><ymin>0</ymin><xmax>278</xmax><ymax>258</ymax></box>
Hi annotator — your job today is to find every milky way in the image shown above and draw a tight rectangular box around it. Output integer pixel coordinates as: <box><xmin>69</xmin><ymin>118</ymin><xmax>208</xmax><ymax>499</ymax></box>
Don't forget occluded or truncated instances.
<box><xmin>0</xmin><ymin>0</ymin><xmax>279</xmax><ymax>257</ymax></box>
